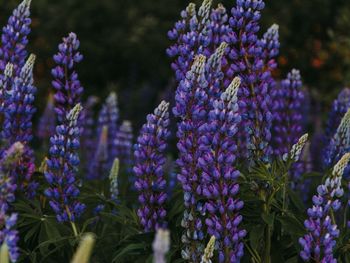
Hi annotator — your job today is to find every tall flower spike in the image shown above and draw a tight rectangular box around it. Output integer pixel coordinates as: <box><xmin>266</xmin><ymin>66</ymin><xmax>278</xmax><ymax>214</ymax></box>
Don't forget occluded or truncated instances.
<box><xmin>167</xmin><ymin>0</ymin><xmax>215</xmax><ymax>82</ymax></box>
<box><xmin>225</xmin><ymin>0</ymin><xmax>273</xmax><ymax>163</ymax></box>
<box><xmin>114</xmin><ymin>120</ymin><xmax>133</xmax><ymax>170</ymax></box>
<box><xmin>3</xmin><ymin>54</ymin><xmax>36</xmax><ymax>144</ymax></box>
<box><xmin>323</xmin><ymin>108</ymin><xmax>350</xmax><ymax>169</ymax></box>
<box><xmin>198</xmin><ymin>77</ymin><xmax>246</xmax><ymax>262</ymax></box>
<box><xmin>109</xmin><ymin>158</ymin><xmax>120</xmax><ymax>202</ymax></box>
<box><xmin>134</xmin><ymin>101</ymin><xmax>170</xmax><ymax>232</ymax></box>
<box><xmin>174</xmin><ymin>55</ymin><xmax>208</xmax><ymax>262</ymax></box>
<box><xmin>87</xmin><ymin>125</ymin><xmax>109</xmax><ymax>180</ymax></box>
<box><xmin>81</xmin><ymin>96</ymin><xmax>99</xmax><ymax>167</ymax></box>
<box><xmin>96</xmin><ymin>92</ymin><xmax>119</xmax><ymax>171</ymax></box>
<box><xmin>0</xmin><ymin>0</ymin><xmax>32</xmax><ymax>75</ymax></box>
<box><xmin>299</xmin><ymin>153</ymin><xmax>350</xmax><ymax>262</ymax></box>
<box><xmin>37</xmin><ymin>93</ymin><xmax>56</xmax><ymax>140</ymax></box>
<box><xmin>272</xmin><ymin>69</ymin><xmax>305</xmax><ymax>156</ymax></box>
<box><xmin>152</xmin><ymin>229</ymin><xmax>170</xmax><ymax>263</ymax></box>
<box><xmin>44</xmin><ymin>104</ymin><xmax>86</xmax><ymax>223</ymax></box>
<box><xmin>201</xmin><ymin>236</ymin><xmax>215</xmax><ymax>263</ymax></box>
<box><xmin>52</xmin><ymin>32</ymin><xmax>84</xmax><ymax>123</ymax></box>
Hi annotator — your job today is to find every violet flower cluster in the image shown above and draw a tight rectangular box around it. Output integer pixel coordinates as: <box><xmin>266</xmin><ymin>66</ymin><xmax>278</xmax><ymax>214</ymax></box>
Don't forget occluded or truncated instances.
<box><xmin>37</xmin><ymin>93</ymin><xmax>56</xmax><ymax>140</ymax></box>
<box><xmin>44</xmin><ymin>104</ymin><xmax>86</xmax><ymax>223</ymax></box>
<box><xmin>96</xmin><ymin>92</ymin><xmax>119</xmax><ymax>172</ymax></box>
<box><xmin>199</xmin><ymin>77</ymin><xmax>246</xmax><ymax>262</ymax></box>
<box><xmin>299</xmin><ymin>153</ymin><xmax>350</xmax><ymax>262</ymax></box>
<box><xmin>51</xmin><ymin>32</ymin><xmax>84</xmax><ymax>123</ymax></box>
<box><xmin>272</xmin><ymin>69</ymin><xmax>304</xmax><ymax>156</ymax></box>
<box><xmin>174</xmin><ymin>55</ymin><xmax>208</xmax><ymax>262</ymax></box>
<box><xmin>134</xmin><ymin>101</ymin><xmax>170</xmax><ymax>232</ymax></box>
<box><xmin>324</xmin><ymin>88</ymin><xmax>350</xmax><ymax>145</ymax></box>
<box><xmin>88</xmin><ymin>125</ymin><xmax>108</xmax><ymax>180</ymax></box>
<box><xmin>1</xmin><ymin>54</ymin><xmax>37</xmax><ymax>198</ymax></box>
<box><xmin>0</xmin><ymin>0</ymin><xmax>31</xmax><ymax>75</ymax></box>
<box><xmin>114</xmin><ymin>120</ymin><xmax>133</xmax><ymax>169</ymax></box>
<box><xmin>323</xmin><ymin>108</ymin><xmax>350</xmax><ymax>169</ymax></box>
<box><xmin>224</xmin><ymin>0</ymin><xmax>273</xmax><ymax>163</ymax></box>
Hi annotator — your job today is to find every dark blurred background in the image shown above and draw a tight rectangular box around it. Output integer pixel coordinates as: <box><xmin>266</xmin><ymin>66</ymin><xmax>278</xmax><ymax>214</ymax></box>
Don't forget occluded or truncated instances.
<box><xmin>1</xmin><ymin>0</ymin><xmax>350</xmax><ymax>130</ymax></box>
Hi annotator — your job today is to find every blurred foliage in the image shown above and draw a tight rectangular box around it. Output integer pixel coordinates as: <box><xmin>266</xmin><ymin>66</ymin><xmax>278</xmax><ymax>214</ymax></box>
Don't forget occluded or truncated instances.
<box><xmin>1</xmin><ymin>0</ymin><xmax>350</xmax><ymax>128</ymax></box>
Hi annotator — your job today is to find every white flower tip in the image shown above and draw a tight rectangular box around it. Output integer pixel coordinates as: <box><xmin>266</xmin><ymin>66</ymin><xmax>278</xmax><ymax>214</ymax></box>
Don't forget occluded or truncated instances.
<box><xmin>152</xmin><ymin>228</ymin><xmax>170</xmax><ymax>254</ymax></box>
<box><xmin>201</xmin><ymin>236</ymin><xmax>216</xmax><ymax>263</ymax></box>
<box><xmin>333</xmin><ymin>153</ymin><xmax>350</xmax><ymax>177</ymax></box>
<box><xmin>67</xmin><ymin>103</ymin><xmax>83</xmax><ymax>121</ymax></box>
<box><xmin>4</xmin><ymin>63</ymin><xmax>14</xmax><ymax>78</ymax></box>
<box><xmin>0</xmin><ymin>243</ymin><xmax>9</xmax><ymax>263</ymax></box>
<box><xmin>289</xmin><ymin>133</ymin><xmax>308</xmax><ymax>161</ymax></box>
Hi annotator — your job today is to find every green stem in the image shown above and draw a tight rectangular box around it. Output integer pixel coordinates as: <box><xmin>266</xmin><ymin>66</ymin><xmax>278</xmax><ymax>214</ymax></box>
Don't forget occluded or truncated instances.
<box><xmin>70</xmin><ymin>221</ymin><xmax>79</xmax><ymax>237</ymax></box>
<box><xmin>263</xmin><ymin>201</ymin><xmax>271</xmax><ymax>263</ymax></box>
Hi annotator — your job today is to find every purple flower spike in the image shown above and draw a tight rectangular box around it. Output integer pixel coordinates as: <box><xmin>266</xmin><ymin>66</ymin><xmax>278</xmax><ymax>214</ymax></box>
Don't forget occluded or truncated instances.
<box><xmin>96</xmin><ymin>92</ymin><xmax>119</xmax><ymax>170</ymax></box>
<box><xmin>299</xmin><ymin>153</ymin><xmax>350</xmax><ymax>262</ymax></box>
<box><xmin>174</xmin><ymin>55</ymin><xmax>208</xmax><ymax>262</ymax></box>
<box><xmin>323</xmin><ymin>88</ymin><xmax>350</xmax><ymax>164</ymax></box>
<box><xmin>272</xmin><ymin>69</ymin><xmax>304</xmax><ymax>156</ymax></box>
<box><xmin>167</xmin><ymin>0</ymin><xmax>213</xmax><ymax>82</ymax></box>
<box><xmin>3</xmin><ymin>54</ymin><xmax>36</xmax><ymax>145</ymax></box>
<box><xmin>52</xmin><ymin>32</ymin><xmax>84</xmax><ymax>123</ymax></box>
<box><xmin>0</xmin><ymin>0</ymin><xmax>32</xmax><ymax>75</ymax></box>
<box><xmin>134</xmin><ymin>101</ymin><xmax>170</xmax><ymax>232</ymax></box>
<box><xmin>225</xmin><ymin>0</ymin><xmax>272</xmax><ymax>163</ymax></box>
<box><xmin>87</xmin><ymin>125</ymin><xmax>109</xmax><ymax>180</ymax></box>
<box><xmin>199</xmin><ymin>77</ymin><xmax>245</xmax><ymax>263</ymax></box>
<box><xmin>37</xmin><ymin>93</ymin><xmax>56</xmax><ymax>140</ymax></box>
<box><xmin>114</xmin><ymin>120</ymin><xmax>133</xmax><ymax>169</ymax></box>
<box><xmin>2</xmin><ymin>55</ymin><xmax>37</xmax><ymax>198</ymax></box>
<box><xmin>44</xmin><ymin>104</ymin><xmax>86</xmax><ymax>223</ymax></box>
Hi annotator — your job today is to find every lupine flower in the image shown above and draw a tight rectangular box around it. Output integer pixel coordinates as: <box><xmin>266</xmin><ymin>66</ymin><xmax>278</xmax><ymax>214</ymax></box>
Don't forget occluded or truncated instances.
<box><xmin>1</xmin><ymin>54</ymin><xmax>37</xmax><ymax>198</ymax></box>
<box><xmin>152</xmin><ymin>228</ymin><xmax>170</xmax><ymax>263</ymax></box>
<box><xmin>81</xmin><ymin>96</ymin><xmax>99</xmax><ymax>166</ymax></box>
<box><xmin>201</xmin><ymin>236</ymin><xmax>215</xmax><ymax>263</ymax></box>
<box><xmin>114</xmin><ymin>120</ymin><xmax>133</xmax><ymax>169</ymax></box>
<box><xmin>323</xmin><ymin>108</ymin><xmax>350</xmax><ymax>169</ymax></box>
<box><xmin>44</xmin><ymin>104</ymin><xmax>86</xmax><ymax>223</ymax></box>
<box><xmin>97</xmin><ymin>92</ymin><xmax>119</xmax><ymax>169</ymax></box>
<box><xmin>272</xmin><ymin>69</ymin><xmax>305</xmax><ymax>156</ymax></box>
<box><xmin>174</xmin><ymin>55</ymin><xmax>208</xmax><ymax>261</ymax></box>
<box><xmin>3</xmin><ymin>54</ymin><xmax>36</xmax><ymax>144</ymax></box>
<box><xmin>52</xmin><ymin>32</ymin><xmax>83</xmax><ymax>123</ymax></box>
<box><xmin>299</xmin><ymin>153</ymin><xmax>350</xmax><ymax>262</ymax></box>
<box><xmin>134</xmin><ymin>101</ymin><xmax>170</xmax><ymax>232</ymax></box>
<box><xmin>225</xmin><ymin>0</ymin><xmax>273</xmax><ymax>162</ymax></box>
<box><xmin>87</xmin><ymin>125</ymin><xmax>108</xmax><ymax>180</ymax></box>
<box><xmin>37</xmin><ymin>93</ymin><xmax>56</xmax><ymax>140</ymax></box>
<box><xmin>199</xmin><ymin>77</ymin><xmax>245</xmax><ymax>262</ymax></box>
<box><xmin>71</xmin><ymin>233</ymin><xmax>95</xmax><ymax>263</ymax></box>
<box><xmin>324</xmin><ymin>88</ymin><xmax>350</xmax><ymax>144</ymax></box>
<box><xmin>167</xmin><ymin>0</ymin><xmax>213</xmax><ymax>82</ymax></box>
<box><xmin>109</xmin><ymin>158</ymin><xmax>120</xmax><ymax>202</ymax></box>
<box><xmin>0</xmin><ymin>0</ymin><xmax>31</xmax><ymax>75</ymax></box>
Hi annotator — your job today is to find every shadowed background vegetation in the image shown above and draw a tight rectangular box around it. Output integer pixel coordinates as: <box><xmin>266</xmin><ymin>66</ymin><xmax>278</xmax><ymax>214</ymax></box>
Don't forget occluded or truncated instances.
<box><xmin>1</xmin><ymin>0</ymin><xmax>350</xmax><ymax>129</ymax></box>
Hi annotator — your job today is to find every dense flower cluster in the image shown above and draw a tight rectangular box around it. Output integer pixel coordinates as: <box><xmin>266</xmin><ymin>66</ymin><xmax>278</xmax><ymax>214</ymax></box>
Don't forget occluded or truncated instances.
<box><xmin>199</xmin><ymin>78</ymin><xmax>245</xmax><ymax>262</ymax></box>
<box><xmin>0</xmin><ymin>0</ymin><xmax>31</xmax><ymax>75</ymax></box>
<box><xmin>52</xmin><ymin>32</ymin><xmax>84</xmax><ymax>123</ymax></box>
<box><xmin>44</xmin><ymin>104</ymin><xmax>86</xmax><ymax>223</ymax></box>
<box><xmin>299</xmin><ymin>153</ymin><xmax>350</xmax><ymax>262</ymax></box>
<box><xmin>323</xmin><ymin>108</ymin><xmax>350</xmax><ymax>169</ymax></box>
<box><xmin>134</xmin><ymin>101</ymin><xmax>170</xmax><ymax>232</ymax></box>
<box><xmin>96</xmin><ymin>92</ymin><xmax>119</xmax><ymax>171</ymax></box>
<box><xmin>114</xmin><ymin>120</ymin><xmax>133</xmax><ymax>169</ymax></box>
